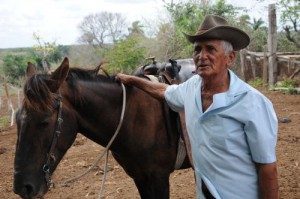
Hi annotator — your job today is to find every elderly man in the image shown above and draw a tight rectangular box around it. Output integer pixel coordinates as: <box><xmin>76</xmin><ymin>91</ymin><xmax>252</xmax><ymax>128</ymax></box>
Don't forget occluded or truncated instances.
<box><xmin>117</xmin><ymin>15</ymin><xmax>278</xmax><ymax>199</ymax></box>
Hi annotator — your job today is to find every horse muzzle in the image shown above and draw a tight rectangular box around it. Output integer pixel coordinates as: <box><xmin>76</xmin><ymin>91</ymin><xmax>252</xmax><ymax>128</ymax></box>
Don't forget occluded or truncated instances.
<box><xmin>13</xmin><ymin>170</ymin><xmax>48</xmax><ymax>199</ymax></box>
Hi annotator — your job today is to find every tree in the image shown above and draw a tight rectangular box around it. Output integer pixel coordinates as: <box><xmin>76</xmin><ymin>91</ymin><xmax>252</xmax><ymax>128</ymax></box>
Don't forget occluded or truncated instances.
<box><xmin>78</xmin><ymin>12</ymin><xmax>127</xmax><ymax>49</ymax></box>
<box><xmin>251</xmin><ymin>18</ymin><xmax>265</xmax><ymax>31</ymax></box>
<box><xmin>2</xmin><ymin>54</ymin><xmax>27</xmax><ymax>86</ymax></box>
<box><xmin>153</xmin><ymin>0</ymin><xmax>244</xmax><ymax>60</ymax></box>
<box><xmin>206</xmin><ymin>0</ymin><xmax>239</xmax><ymax>19</ymax></box>
<box><xmin>32</xmin><ymin>33</ymin><xmax>64</xmax><ymax>72</ymax></box>
<box><xmin>127</xmin><ymin>21</ymin><xmax>145</xmax><ymax>39</ymax></box>
<box><xmin>103</xmin><ymin>37</ymin><xmax>146</xmax><ymax>73</ymax></box>
<box><xmin>278</xmin><ymin>0</ymin><xmax>300</xmax><ymax>48</ymax></box>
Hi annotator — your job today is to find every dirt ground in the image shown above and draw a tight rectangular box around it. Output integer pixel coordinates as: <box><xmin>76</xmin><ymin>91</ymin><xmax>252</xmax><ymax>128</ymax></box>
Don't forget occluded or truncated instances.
<box><xmin>0</xmin><ymin>89</ymin><xmax>299</xmax><ymax>199</ymax></box>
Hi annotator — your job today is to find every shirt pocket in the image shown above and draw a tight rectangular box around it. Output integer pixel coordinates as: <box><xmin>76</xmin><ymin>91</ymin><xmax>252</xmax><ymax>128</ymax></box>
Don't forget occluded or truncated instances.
<box><xmin>208</xmin><ymin>116</ymin><xmax>246</xmax><ymax>152</ymax></box>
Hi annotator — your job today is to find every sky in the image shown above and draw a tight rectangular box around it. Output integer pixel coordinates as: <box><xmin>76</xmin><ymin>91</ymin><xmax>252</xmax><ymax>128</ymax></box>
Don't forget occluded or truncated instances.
<box><xmin>0</xmin><ymin>0</ymin><xmax>277</xmax><ymax>49</ymax></box>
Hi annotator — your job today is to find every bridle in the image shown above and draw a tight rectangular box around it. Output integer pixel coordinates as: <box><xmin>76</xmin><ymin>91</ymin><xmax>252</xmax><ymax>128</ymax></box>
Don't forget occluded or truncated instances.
<box><xmin>41</xmin><ymin>83</ymin><xmax>127</xmax><ymax>193</ymax></box>
<box><xmin>42</xmin><ymin>91</ymin><xmax>63</xmax><ymax>187</ymax></box>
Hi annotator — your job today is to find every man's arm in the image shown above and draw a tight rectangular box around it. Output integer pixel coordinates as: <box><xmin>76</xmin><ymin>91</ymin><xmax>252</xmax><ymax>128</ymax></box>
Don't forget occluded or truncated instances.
<box><xmin>116</xmin><ymin>74</ymin><xmax>168</xmax><ymax>101</ymax></box>
<box><xmin>256</xmin><ymin>162</ymin><xmax>279</xmax><ymax>199</ymax></box>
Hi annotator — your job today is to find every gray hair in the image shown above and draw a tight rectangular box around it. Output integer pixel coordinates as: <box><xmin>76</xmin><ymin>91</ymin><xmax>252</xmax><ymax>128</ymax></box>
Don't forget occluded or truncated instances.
<box><xmin>221</xmin><ymin>40</ymin><xmax>233</xmax><ymax>55</ymax></box>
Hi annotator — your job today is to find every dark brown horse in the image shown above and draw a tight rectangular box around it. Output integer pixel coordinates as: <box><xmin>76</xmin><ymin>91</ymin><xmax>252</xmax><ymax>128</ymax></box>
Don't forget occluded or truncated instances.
<box><xmin>13</xmin><ymin>58</ymin><xmax>191</xmax><ymax>199</ymax></box>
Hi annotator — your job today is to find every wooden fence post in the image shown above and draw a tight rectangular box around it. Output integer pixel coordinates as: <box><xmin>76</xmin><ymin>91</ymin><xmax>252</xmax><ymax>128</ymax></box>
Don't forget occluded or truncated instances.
<box><xmin>250</xmin><ymin>55</ymin><xmax>257</xmax><ymax>80</ymax></box>
<box><xmin>263</xmin><ymin>46</ymin><xmax>268</xmax><ymax>84</ymax></box>
<box><xmin>2</xmin><ymin>75</ymin><xmax>15</xmax><ymax>126</ymax></box>
<box><xmin>268</xmin><ymin>3</ymin><xmax>277</xmax><ymax>85</ymax></box>
<box><xmin>240</xmin><ymin>49</ymin><xmax>247</xmax><ymax>81</ymax></box>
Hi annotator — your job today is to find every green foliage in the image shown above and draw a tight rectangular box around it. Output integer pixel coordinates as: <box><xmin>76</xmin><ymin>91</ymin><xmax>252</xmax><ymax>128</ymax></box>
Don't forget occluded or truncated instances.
<box><xmin>161</xmin><ymin>0</ymin><xmax>247</xmax><ymax>58</ymax></box>
<box><xmin>0</xmin><ymin>116</ymin><xmax>10</xmax><ymax>129</ymax></box>
<box><xmin>280</xmin><ymin>79</ymin><xmax>298</xmax><ymax>88</ymax></box>
<box><xmin>2</xmin><ymin>54</ymin><xmax>28</xmax><ymax>85</ymax></box>
<box><xmin>278</xmin><ymin>0</ymin><xmax>300</xmax><ymax>49</ymax></box>
<box><xmin>164</xmin><ymin>0</ymin><xmax>203</xmax><ymax>34</ymax></box>
<box><xmin>247</xmin><ymin>28</ymin><xmax>268</xmax><ymax>51</ymax></box>
<box><xmin>276</xmin><ymin>79</ymin><xmax>299</xmax><ymax>94</ymax></box>
<box><xmin>103</xmin><ymin>37</ymin><xmax>146</xmax><ymax>73</ymax></box>
<box><xmin>251</xmin><ymin>18</ymin><xmax>265</xmax><ymax>31</ymax></box>
<box><xmin>249</xmin><ymin>78</ymin><xmax>264</xmax><ymax>88</ymax></box>
<box><xmin>32</xmin><ymin>33</ymin><xmax>67</xmax><ymax>71</ymax></box>
<box><xmin>206</xmin><ymin>0</ymin><xmax>240</xmax><ymax>19</ymax></box>
<box><xmin>127</xmin><ymin>21</ymin><xmax>145</xmax><ymax>39</ymax></box>
<box><xmin>279</xmin><ymin>0</ymin><xmax>300</xmax><ymax>25</ymax></box>
<box><xmin>285</xmin><ymin>88</ymin><xmax>299</xmax><ymax>94</ymax></box>
<box><xmin>1</xmin><ymin>38</ymin><xmax>68</xmax><ymax>86</ymax></box>
<box><xmin>0</xmin><ymin>62</ymin><xmax>3</xmax><ymax>76</ymax></box>
<box><xmin>277</xmin><ymin>32</ymin><xmax>299</xmax><ymax>52</ymax></box>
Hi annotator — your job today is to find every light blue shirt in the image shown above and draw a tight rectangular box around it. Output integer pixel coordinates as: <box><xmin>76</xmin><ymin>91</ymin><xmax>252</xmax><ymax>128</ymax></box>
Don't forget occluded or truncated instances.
<box><xmin>164</xmin><ymin>70</ymin><xmax>278</xmax><ymax>199</ymax></box>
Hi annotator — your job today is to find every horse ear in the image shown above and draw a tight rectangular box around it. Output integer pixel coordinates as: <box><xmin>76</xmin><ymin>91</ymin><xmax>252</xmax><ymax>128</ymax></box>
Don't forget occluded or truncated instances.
<box><xmin>26</xmin><ymin>62</ymin><xmax>37</xmax><ymax>79</ymax></box>
<box><xmin>47</xmin><ymin>57</ymin><xmax>69</xmax><ymax>92</ymax></box>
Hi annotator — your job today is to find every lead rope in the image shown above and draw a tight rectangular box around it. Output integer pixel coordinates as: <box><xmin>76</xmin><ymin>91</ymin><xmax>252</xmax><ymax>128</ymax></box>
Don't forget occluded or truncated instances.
<box><xmin>54</xmin><ymin>83</ymin><xmax>126</xmax><ymax>199</ymax></box>
<box><xmin>98</xmin><ymin>82</ymin><xmax>126</xmax><ymax>199</ymax></box>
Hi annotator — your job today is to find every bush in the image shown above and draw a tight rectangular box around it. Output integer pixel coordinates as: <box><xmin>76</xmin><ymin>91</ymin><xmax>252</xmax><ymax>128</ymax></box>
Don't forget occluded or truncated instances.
<box><xmin>0</xmin><ymin>116</ymin><xmax>11</xmax><ymax>130</ymax></box>
<box><xmin>280</xmin><ymin>79</ymin><xmax>298</xmax><ymax>88</ymax></box>
<box><xmin>249</xmin><ymin>78</ymin><xmax>264</xmax><ymax>88</ymax></box>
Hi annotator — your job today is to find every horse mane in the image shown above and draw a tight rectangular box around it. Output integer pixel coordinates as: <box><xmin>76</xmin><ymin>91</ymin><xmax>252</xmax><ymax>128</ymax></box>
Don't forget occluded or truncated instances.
<box><xmin>23</xmin><ymin>65</ymin><xmax>118</xmax><ymax>112</ymax></box>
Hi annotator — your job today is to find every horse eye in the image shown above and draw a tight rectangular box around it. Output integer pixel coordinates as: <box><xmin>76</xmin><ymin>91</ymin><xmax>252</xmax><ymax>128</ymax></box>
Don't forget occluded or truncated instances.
<box><xmin>38</xmin><ymin>120</ymin><xmax>50</xmax><ymax>128</ymax></box>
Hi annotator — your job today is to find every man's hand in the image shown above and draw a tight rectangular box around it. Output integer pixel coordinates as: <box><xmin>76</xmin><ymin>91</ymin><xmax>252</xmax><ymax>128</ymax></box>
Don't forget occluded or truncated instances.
<box><xmin>116</xmin><ymin>74</ymin><xmax>133</xmax><ymax>85</ymax></box>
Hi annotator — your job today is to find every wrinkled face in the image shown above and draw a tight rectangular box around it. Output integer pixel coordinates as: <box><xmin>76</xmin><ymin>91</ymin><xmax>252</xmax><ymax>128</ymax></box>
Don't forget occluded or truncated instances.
<box><xmin>192</xmin><ymin>39</ymin><xmax>235</xmax><ymax>79</ymax></box>
<box><xmin>14</xmin><ymin>105</ymin><xmax>60</xmax><ymax>199</ymax></box>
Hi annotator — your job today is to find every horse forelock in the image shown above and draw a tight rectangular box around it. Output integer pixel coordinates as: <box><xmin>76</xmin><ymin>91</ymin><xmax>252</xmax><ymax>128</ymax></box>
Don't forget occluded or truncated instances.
<box><xmin>23</xmin><ymin>74</ymin><xmax>56</xmax><ymax>112</ymax></box>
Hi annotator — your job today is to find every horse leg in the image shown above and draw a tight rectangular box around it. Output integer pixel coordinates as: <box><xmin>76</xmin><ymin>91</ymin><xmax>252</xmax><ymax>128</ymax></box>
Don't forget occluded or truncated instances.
<box><xmin>133</xmin><ymin>173</ymin><xmax>170</xmax><ymax>199</ymax></box>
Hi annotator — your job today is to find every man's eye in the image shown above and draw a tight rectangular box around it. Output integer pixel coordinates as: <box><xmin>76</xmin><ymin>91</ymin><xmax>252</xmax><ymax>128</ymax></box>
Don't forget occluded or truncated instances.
<box><xmin>207</xmin><ymin>46</ymin><xmax>215</xmax><ymax>51</ymax></box>
<box><xmin>194</xmin><ymin>47</ymin><xmax>201</xmax><ymax>54</ymax></box>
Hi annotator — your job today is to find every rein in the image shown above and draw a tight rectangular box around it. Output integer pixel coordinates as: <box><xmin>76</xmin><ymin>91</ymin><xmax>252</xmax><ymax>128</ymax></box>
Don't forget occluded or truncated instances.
<box><xmin>43</xmin><ymin>83</ymin><xmax>127</xmax><ymax>199</ymax></box>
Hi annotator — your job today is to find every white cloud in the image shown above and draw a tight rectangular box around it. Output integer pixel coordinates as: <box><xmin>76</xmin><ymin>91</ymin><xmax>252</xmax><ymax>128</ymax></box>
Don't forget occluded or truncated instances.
<box><xmin>0</xmin><ymin>0</ymin><xmax>278</xmax><ymax>49</ymax></box>
<box><xmin>0</xmin><ymin>0</ymin><xmax>164</xmax><ymax>48</ymax></box>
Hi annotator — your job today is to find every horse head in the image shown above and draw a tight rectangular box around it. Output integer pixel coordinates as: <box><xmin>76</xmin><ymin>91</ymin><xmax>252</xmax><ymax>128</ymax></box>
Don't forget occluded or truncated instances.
<box><xmin>13</xmin><ymin>58</ymin><xmax>78</xmax><ymax>199</ymax></box>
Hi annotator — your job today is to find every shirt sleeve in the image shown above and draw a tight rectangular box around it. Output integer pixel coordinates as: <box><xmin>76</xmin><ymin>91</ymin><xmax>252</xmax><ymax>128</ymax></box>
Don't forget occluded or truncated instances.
<box><xmin>164</xmin><ymin>84</ymin><xmax>185</xmax><ymax>112</ymax></box>
<box><xmin>164</xmin><ymin>75</ymin><xmax>199</xmax><ymax>112</ymax></box>
<box><xmin>244</xmin><ymin>91</ymin><xmax>278</xmax><ymax>163</ymax></box>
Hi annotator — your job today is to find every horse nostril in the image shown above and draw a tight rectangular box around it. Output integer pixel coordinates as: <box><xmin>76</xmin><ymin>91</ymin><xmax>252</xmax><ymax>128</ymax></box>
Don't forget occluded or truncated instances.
<box><xmin>21</xmin><ymin>183</ymin><xmax>35</xmax><ymax>197</ymax></box>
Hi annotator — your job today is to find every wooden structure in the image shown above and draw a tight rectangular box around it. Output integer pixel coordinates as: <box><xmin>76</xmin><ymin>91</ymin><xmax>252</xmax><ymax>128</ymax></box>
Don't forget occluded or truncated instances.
<box><xmin>239</xmin><ymin>3</ymin><xmax>300</xmax><ymax>84</ymax></box>
<box><xmin>240</xmin><ymin>51</ymin><xmax>300</xmax><ymax>82</ymax></box>
<box><xmin>1</xmin><ymin>75</ymin><xmax>15</xmax><ymax>126</ymax></box>
<box><xmin>268</xmin><ymin>3</ymin><xmax>277</xmax><ymax>85</ymax></box>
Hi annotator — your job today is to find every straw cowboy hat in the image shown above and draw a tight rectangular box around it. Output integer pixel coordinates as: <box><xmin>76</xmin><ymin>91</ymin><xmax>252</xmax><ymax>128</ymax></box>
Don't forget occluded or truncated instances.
<box><xmin>184</xmin><ymin>15</ymin><xmax>250</xmax><ymax>51</ymax></box>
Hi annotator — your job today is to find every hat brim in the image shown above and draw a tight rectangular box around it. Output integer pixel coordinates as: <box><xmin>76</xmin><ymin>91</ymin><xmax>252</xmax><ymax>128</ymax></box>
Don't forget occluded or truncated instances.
<box><xmin>183</xmin><ymin>26</ymin><xmax>250</xmax><ymax>51</ymax></box>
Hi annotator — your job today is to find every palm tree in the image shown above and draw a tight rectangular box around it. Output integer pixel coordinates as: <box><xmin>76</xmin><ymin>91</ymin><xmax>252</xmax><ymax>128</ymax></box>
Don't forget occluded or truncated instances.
<box><xmin>251</xmin><ymin>18</ymin><xmax>265</xmax><ymax>31</ymax></box>
<box><xmin>127</xmin><ymin>21</ymin><xmax>145</xmax><ymax>38</ymax></box>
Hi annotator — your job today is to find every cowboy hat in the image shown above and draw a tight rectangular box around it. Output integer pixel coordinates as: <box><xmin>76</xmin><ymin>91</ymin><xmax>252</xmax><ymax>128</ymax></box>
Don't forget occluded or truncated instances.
<box><xmin>183</xmin><ymin>15</ymin><xmax>250</xmax><ymax>51</ymax></box>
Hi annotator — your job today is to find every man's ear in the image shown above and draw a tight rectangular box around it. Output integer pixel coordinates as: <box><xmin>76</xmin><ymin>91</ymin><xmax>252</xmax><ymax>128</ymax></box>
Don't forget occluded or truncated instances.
<box><xmin>226</xmin><ymin>51</ymin><xmax>236</xmax><ymax>67</ymax></box>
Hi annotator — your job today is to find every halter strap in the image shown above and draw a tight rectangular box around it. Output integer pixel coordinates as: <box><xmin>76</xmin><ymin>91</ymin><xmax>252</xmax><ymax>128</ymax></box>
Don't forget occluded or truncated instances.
<box><xmin>43</xmin><ymin>90</ymin><xmax>63</xmax><ymax>187</ymax></box>
<box><xmin>43</xmin><ymin>83</ymin><xmax>127</xmax><ymax>191</ymax></box>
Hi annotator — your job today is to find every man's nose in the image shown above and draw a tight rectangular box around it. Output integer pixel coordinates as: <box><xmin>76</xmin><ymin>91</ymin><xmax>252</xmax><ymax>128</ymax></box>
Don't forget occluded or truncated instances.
<box><xmin>199</xmin><ymin>50</ymin><xmax>208</xmax><ymax>59</ymax></box>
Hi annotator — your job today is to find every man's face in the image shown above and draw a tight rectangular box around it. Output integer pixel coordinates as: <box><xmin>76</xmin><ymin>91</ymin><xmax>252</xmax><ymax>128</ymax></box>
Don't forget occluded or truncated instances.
<box><xmin>192</xmin><ymin>39</ymin><xmax>235</xmax><ymax>78</ymax></box>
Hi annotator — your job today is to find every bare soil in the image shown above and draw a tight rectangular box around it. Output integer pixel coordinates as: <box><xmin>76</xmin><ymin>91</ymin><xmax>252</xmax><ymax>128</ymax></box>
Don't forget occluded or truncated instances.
<box><xmin>0</xmin><ymin>89</ymin><xmax>299</xmax><ymax>199</ymax></box>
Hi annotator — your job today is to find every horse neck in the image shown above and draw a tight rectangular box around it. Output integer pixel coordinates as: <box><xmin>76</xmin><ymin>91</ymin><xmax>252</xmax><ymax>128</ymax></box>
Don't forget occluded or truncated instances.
<box><xmin>63</xmin><ymin>80</ymin><xmax>125</xmax><ymax>146</ymax></box>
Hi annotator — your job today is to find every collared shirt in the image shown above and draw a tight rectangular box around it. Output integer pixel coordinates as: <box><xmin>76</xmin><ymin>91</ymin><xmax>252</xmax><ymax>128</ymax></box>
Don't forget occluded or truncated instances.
<box><xmin>164</xmin><ymin>70</ymin><xmax>278</xmax><ymax>199</ymax></box>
